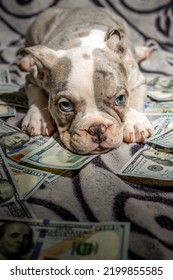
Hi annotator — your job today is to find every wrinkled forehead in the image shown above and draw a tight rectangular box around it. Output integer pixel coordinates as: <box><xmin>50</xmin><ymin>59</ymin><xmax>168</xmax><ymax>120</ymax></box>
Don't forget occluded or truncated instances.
<box><xmin>53</xmin><ymin>47</ymin><xmax>127</xmax><ymax>94</ymax></box>
<box><xmin>56</xmin><ymin>47</ymin><xmax>94</xmax><ymax>87</ymax></box>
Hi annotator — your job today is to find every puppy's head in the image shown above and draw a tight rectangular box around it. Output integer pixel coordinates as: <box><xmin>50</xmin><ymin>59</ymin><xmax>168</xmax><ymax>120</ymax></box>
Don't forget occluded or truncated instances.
<box><xmin>22</xmin><ymin>28</ymin><xmax>130</xmax><ymax>154</ymax></box>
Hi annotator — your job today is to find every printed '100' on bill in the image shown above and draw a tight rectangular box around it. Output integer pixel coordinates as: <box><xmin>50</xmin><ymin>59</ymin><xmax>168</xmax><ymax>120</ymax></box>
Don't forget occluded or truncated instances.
<box><xmin>0</xmin><ymin>219</ymin><xmax>130</xmax><ymax>260</ymax></box>
<box><xmin>117</xmin><ymin>146</ymin><xmax>173</xmax><ymax>186</ymax></box>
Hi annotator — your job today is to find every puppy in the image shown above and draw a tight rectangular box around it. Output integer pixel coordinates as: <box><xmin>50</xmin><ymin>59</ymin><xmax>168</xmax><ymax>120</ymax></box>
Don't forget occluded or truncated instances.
<box><xmin>19</xmin><ymin>7</ymin><xmax>153</xmax><ymax>154</ymax></box>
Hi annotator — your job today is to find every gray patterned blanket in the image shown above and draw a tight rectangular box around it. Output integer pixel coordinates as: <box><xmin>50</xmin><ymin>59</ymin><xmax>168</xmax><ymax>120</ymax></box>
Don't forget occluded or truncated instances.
<box><xmin>0</xmin><ymin>0</ymin><xmax>173</xmax><ymax>260</ymax></box>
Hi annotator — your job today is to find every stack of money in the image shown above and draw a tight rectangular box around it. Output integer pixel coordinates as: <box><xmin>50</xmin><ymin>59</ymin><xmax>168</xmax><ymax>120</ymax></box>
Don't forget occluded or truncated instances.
<box><xmin>145</xmin><ymin>75</ymin><xmax>173</xmax><ymax>114</ymax></box>
<box><xmin>118</xmin><ymin>75</ymin><xmax>173</xmax><ymax>186</ymax></box>
<box><xmin>0</xmin><ymin>68</ymin><xmax>29</xmax><ymax>119</ymax></box>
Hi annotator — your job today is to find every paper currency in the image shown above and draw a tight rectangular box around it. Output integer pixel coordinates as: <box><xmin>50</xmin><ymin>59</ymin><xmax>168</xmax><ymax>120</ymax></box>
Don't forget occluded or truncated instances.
<box><xmin>8</xmin><ymin>159</ymin><xmax>49</xmax><ymax>199</ymax></box>
<box><xmin>0</xmin><ymin>84</ymin><xmax>28</xmax><ymax>109</ymax></box>
<box><xmin>148</xmin><ymin>117</ymin><xmax>172</xmax><ymax>139</ymax></box>
<box><xmin>0</xmin><ymin>83</ymin><xmax>20</xmax><ymax>93</ymax></box>
<box><xmin>0</xmin><ymin>120</ymin><xmax>30</xmax><ymax>151</ymax></box>
<box><xmin>0</xmin><ymin>103</ymin><xmax>16</xmax><ymax>117</ymax></box>
<box><xmin>147</xmin><ymin>128</ymin><xmax>173</xmax><ymax>148</ymax></box>
<box><xmin>21</xmin><ymin>135</ymin><xmax>97</xmax><ymax>171</ymax></box>
<box><xmin>6</xmin><ymin>135</ymin><xmax>64</xmax><ymax>178</ymax></box>
<box><xmin>6</xmin><ymin>135</ymin><xmax>48</xmax><ymax>162</ymax></box>
<box><xmin>147</xmin><ymin>114</ymin><xmax>165</xmax><ymax>134</ymax></box>
<box><xmin>147</xmin><ymin>89</ymin><xmax>173</xmax><ymax>102</ymax></box>
<box><xmin>46</xmin><ymin>172</ymin><xmax>65</xmax><ymax>183</ymax></box>
<box><xmin>0</xmin><ymin>219</ymin><xmax>130</xmax><ymax>260</ymax></box>
<box><xmin>147</xmin><ymin>76</ymin><xmax>173</xmax><ymax>101</ymax></box>
<box><xmin>0</xmin><ymin>119</ymin><xmax>30</xmax><ymax>149</ymax></box>
<box><xmin>0</xmin><ymin>118</ymin><xmax>21</xmax><ymax>134</ymax></box>
<box><xmin>6</xmin><ymin>135</ymin><xmax>63</xmax><ymax>179</ymax></box>
<box><xmin>118</xmin><ymin>146</ymin><xmax>173</xmax><ymax>185</ymax></box>
<box><xmin>146</xmin><ymin>115</ymin><xmax>173</xmax><ymax>140</ymax></box>
<box><xmin>145</xmin><ymin>102</ymin><xmax>173</xmax><ymax>114</ymax></box>
<box><xmin>146</xmin><ymin>116</ymin><xmax>173</xmax><ymax>147</ymax></box>
<box><xmin>0</xmin><ymin>148</ymin><xmax>33</xmax><ymax>218</ymax></box>
<box><xmin>0</xmin><ymin>68</ymin><xmax>11</xmax><ymax>84</ymax></box>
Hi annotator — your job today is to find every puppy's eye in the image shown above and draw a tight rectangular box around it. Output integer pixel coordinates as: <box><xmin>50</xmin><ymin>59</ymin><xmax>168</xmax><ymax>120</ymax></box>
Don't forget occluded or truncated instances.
<box><xmin>59</xmin><ymin>100</ymin><xmax>74</xmax><ymax>112</ymax></box>
<box><xmin>115</xmin><ymin>94</ymin><xmax>126</xmax><ymax>106</ymax></box>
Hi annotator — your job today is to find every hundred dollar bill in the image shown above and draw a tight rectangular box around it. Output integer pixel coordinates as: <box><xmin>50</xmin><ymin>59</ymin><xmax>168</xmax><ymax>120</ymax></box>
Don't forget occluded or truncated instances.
<box><xmin>147</xmin><ymin>89</ymin><xmax>173</xmax><ymax>102</ymax></box>
<box><xmin>0</xmin><ymin>68</ymin><xmax>11</xmax><ymax>84</ymax></box>
<box><xmin>118</xmin><ymin>146</ymin><xmax>173</xmax><ymax>186</ymax></box>
<box><xmin>146</xmin><ymin>128</ymin><xmax>173</xmax><ymax>148</ymax></box>
<box><xmin>147</xmin><ymin>114</ymin><xmax>165</xmax><ymax>134</ymax></box>
<box><xmin>46</xmin><ymin>172</ymin><xmax>65</xmax><ymax>183</ymax></box>
<box><xmin>0</xmin><ymin>84</ymin><xmax>28</xmax><ymax>109</ymax></box>
<box><xmin>145</xmin><ymin>102</ymin><xmax>173</xmax><ymax>114</ymax></box>
<box><xmin>0</xmin><ymin>219</ymin><xmax>130</xmax><ymax>260</ymax></box>
<box><xmin>0</xmin><ymin>148</ymin><xmax>34</xmax><ymax>218</ymax></box>
<box><xmin>0</xmin><ymin>103</ymin><xmax>16</xmax><ymax>117</ymax></box>
<box><xmin>147</xmin><ymin>76</ymin><xmax>173</xmax><ymax>101</ymax></box>
<box><xmin>146</xmin><ymin>116</ymin><xmax>173</xmax><ymax>146</ymax></box>
<box><xmin>8</xmin><ymin>159</ymin><xmax>49</xmax><ymax>199</ymax></box>
<box><xmin>21</xmin><ymin>135</ymin><xmax>97</xmax><ymax>170</ymax></box>
<box><xmin>0</xmin><ymin>83</ymin><xmax>19</xmax><ymax>93</ymax></box>
<box><xmin>147</xmin><ymin>115</ymin><xmax>173</xmax><ymax>140</ymax></box>
<box><xmin>0</xmin><ymin>124</ymin><xmax>30</xmax><ymax>150</ymax></box>
<box><xmin>0</xmin><ymin>118</ymin><xmax>21</xmax><ymax>134</ymax></box>
<box><xmin>6</xmin><ymin>135</ymin><xmax>49</xmax><ymax>162</ymax></box>
<box><xmin>6</xmin><ymin>134</ymin><xmax>63</xmax><ymax>180</ymax></box>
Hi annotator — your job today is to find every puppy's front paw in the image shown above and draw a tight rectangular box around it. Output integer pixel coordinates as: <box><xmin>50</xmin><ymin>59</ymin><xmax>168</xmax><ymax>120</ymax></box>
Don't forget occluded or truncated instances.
<box><xmin>123</xmin><ymin>109</ymin><xmax>153</xmax><ymax>143</ymax></box>
<box><xmin>22</xmin><ymin>105</ymin><xmax>55</xmax><ymax>136</ymax></box>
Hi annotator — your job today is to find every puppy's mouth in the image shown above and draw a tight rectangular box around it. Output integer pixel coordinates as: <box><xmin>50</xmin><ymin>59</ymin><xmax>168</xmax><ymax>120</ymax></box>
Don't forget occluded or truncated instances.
<box><xmin>60</xmin><ymin>119</ymin><xmax>124</xmax><ymax>155</ymax></box>
<box><xmin>90</xmin><ymin>146</ymin><xmax>111</xmax><ymax>154</ymax></box>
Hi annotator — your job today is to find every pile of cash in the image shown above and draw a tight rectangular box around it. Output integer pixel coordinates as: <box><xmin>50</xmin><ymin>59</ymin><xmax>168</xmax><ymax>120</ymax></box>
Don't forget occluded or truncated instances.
<box><xmin>0</xmin><ymin>69</ymin><xmax>28</xmax><ymax>117</ymax></box>
<box><xmin>145</xmin><ymin>75</ymin><xmax>173</xmax><ymax>113</ymax></box>
<box><xmin>118</xmin><ymin>76</ymin><xmax>173</xmax><ymax>186</ymax></box>
<box><xmin>0</xmin><ymin>68</ymin><xmax>130</xmax><ymax>260</ymax></box>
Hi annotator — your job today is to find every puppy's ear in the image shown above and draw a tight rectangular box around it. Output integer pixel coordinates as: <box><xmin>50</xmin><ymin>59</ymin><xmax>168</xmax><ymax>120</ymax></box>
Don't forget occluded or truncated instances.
<box><xmin>19</xmin><ymin>45</ymin><xmax>58</xmax><ymax>72</ymax></box>
<box><xmin>105</xmin><ymin>27</ymin><xmax>127</xmax><ymax>56</ymax></box>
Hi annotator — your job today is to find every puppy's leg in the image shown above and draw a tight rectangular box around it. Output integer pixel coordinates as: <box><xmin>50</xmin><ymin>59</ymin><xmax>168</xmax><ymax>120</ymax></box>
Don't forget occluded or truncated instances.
<box><xmin>22</xmin><ymin>82</ymin><xmax>55</xmax><ymax>136</ymax></box>
<box><xmin>123</xmin><ymin>79</ymin><xmax>153</xmax><ymax>143</ymax></box>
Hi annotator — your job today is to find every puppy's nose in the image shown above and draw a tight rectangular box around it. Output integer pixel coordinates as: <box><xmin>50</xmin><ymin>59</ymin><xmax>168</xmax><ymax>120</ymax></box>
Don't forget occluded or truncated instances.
<box><xmin>88</xmin><ymin>124</ymin><xmax>107</xmax><ymax>143</ymax></box>
<box><xmin>88</xmin><ymin>124</ymin><xmax>106</xmax><ymax>135</ymax></box>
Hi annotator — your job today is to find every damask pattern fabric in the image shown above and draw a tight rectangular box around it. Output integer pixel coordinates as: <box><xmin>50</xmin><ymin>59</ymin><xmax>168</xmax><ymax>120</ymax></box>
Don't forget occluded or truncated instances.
<box><xmin>0</xmin><ymin>0</ymin><xmax>173</xmax><ymax>259</ymax></box>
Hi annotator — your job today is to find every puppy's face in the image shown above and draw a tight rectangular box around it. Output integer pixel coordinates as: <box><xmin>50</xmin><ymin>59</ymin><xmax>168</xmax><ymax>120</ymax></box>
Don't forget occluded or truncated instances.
<box><xmin>22</xmin><ymin>28</ymin><xmax>129</xmax><ymax>154</ymax></box>
<box><xmin>48</xmin><ymin>47</ymin><xmax>129</xmax><ymax>154</ymax></box>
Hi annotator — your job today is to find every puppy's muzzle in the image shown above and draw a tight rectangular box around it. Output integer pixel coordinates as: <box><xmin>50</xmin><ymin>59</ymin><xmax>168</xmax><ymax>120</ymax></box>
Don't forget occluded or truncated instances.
<box><xmin>88</xmin><ymin>123</ymin><xmax>107</xmax><ymax>144</ymax></box>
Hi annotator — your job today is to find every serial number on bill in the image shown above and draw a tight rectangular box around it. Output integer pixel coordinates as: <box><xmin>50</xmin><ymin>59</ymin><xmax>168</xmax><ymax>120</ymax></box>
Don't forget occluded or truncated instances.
<box><xmin>102</xmin><ymin>266</ymin><xmax>163</xmax><ymax>276</ymax></box>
